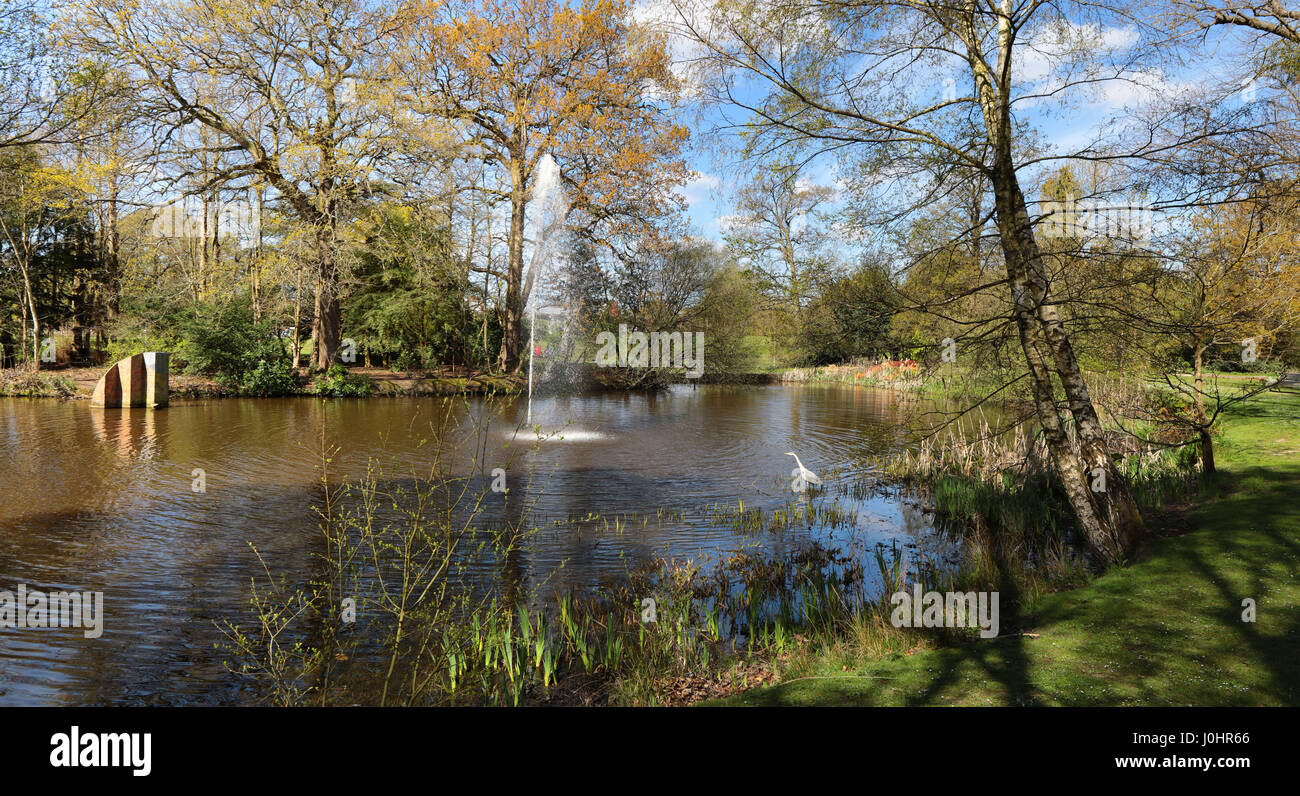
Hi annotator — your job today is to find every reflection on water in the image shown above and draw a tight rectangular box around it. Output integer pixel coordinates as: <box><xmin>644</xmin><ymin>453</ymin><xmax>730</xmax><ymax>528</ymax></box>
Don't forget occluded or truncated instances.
<box><xmin>0</xmin><ymin>385</ymin><xmax>952</xmax><ymax>705</ymax></box>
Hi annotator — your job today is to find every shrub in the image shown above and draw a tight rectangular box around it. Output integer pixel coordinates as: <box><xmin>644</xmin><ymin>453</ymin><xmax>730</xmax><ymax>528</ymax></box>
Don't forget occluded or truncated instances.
<box><xmin>0</xmin><ymin>370</ymin><xmax>77</xmax><ymax>397</ymax></box>
<box><xmin>391</xmin><ymin>349</ymin><xmax>421</xmax><ymax>373</ymax></box>
<box><xmin>237</xmin><ymin>359</ymin><xmax>301</xmax><ymax>397</ymax></box>
<box><xmin>173</xmin><ymin>297</ymin><xmax>297</xmax><ymax>394</ymax></box>
<box><xmin>312</xmin><ymin>364</ymin><xmax>374</xmax><ymax>397</ymax></box>
<box><xmin>104</xmin><ymin>300</ymin><xmax>185</xmax><ymax>367</ymax></box>
<box><xmin>1208</xmin><ymin>355</ymin><xmax>1276</xmax><ymax>374</ymax></box>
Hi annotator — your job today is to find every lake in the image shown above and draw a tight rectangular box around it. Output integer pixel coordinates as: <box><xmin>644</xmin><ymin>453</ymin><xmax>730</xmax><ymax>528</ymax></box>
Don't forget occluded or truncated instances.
<box><xmin>0</xmin><ymin>384</ymin><xmax>958</xmax><ymax>705</ymax></box>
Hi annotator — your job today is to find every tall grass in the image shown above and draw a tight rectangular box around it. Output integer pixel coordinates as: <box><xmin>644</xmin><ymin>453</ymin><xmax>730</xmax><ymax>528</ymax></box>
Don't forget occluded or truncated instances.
<box><xmin>875</xmin><ymin>418</ymin><xmax>1202</xmax><ymax>576</ymax></box>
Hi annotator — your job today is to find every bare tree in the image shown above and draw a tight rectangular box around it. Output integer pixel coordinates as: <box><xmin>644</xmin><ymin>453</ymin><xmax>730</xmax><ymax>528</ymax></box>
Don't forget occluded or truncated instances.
<box><xmin>724</xmin><ymin>156</ymin><xmax>835</xmax><ymax>343</ymax></box>
<box><xmin>1174</xmin><ymin>0</ymin><xmax>1300</xmax><ymax>43</ymax></box>
<box><xmin>1</xmin><ymin>1</ymin><xmax>113</xmax><ymax>149</ymax></box>
<box><xmin>67</xmin><ymin>0</ymin><xmax>401</xmax><ymax>370</ymax></box>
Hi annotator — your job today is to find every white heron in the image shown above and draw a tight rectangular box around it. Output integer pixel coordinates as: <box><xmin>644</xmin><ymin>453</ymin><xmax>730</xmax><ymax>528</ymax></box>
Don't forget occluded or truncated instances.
<box><xmin>785</xmin><ymin>452</ymin><xmax>821</xmax><ymax>493</ymax></box>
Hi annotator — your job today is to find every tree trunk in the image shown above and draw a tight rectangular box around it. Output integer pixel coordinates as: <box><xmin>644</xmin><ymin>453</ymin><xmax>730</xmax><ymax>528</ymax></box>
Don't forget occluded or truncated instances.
<box><xmin>1193</xmin><ymin>343</ymin><xmax>1215</xmax><ymax>475</ymax></box>
<box><xmin>311</xmin><ymin>224</ymin><xmax>342</xmax><ymax>372</ymax></box>
<box><xmin>991</xmin><ymin>172</ymin><xmax>1144</xmax><ymax>560</ymax></box>
<box><xmin>997</xmin><ymin>214</ymin><xmax>1115</xmax><ymax>561</ymax></box>
<box><xmin>967</xmin><ymin>6</ymin><xmax>1143</xmax><ymax>562</ymax></box>
<box><xmin>21</xmin><ymin>263</ymin><xmax>40</xmax><ymax>370</ymax></box>
<box><xmin>291</xmin><ymin>262</ymin><xmax>304</xmax><ymax>372</ymax></box>
<box><xmin>19</xmin><ymin>292</ymin><xmax>28</xmax><ymax>368</ymax></box>
<box><xmin>312</xmin><ymin>274</ymin><xmax>341</xmax><ymax>372</ymax></box>
<box><xmin>200</xmin><ymin>191</ymin><xmax>209</xmax><ymax>299</ymax></box>
<box><xmin>502</xmin><ymin>158</ymin><xmax>527</xmax><ymax>373</ymax></box>
<box><xmin>252</xmin><ymin>188</ymin><xmax>264</xmax><ymax>322</ymax></box>
<box><xmin>105</xmin><ymin>185</ymin><xmax>120</xmax><ymax>320</ymax></box>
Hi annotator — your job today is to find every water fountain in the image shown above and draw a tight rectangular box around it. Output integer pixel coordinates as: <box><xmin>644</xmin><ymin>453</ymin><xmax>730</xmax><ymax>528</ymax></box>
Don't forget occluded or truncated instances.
<box><xmin>526</xmin><ymin>153</ymin><xmax>563</xmax><ymax>424</ymax></box>
<box><xmin>519</xmin><ymin>154</ymin><xmax>604</xmax><ymax>442</ymax></box>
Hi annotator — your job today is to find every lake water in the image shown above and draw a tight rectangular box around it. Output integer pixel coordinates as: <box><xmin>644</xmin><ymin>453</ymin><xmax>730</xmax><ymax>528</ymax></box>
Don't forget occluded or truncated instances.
<box><xmin>0</xmin><ymin>384</ymin><xmax>957</xmax><ymax>705</ymax></box>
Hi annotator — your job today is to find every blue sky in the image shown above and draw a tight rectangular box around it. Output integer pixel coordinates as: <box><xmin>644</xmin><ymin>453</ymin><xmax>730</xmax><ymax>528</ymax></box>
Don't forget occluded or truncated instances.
<box><xmin>641</xmin><ymin>0</ymin><xmax>1267</xmax><ymax>244</ymax></box>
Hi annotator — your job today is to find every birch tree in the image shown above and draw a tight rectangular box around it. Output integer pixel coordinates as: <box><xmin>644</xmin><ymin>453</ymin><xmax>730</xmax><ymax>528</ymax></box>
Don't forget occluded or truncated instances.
<box><xmin>666</xmin><ymin>0</ymin><xmax>1221</xmax><ymax>560</ymax></box>
<box><xmin>724</xmin><ymin>157</ymin><xmax>835</xmax><ymax>338</ymax></box>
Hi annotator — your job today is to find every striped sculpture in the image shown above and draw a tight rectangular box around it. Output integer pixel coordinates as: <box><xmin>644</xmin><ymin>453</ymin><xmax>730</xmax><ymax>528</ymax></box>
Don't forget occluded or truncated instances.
<box><xmin>91</xmin><ymin>352</ymin><xmax>169</xmax><ymax>408</ymax></box>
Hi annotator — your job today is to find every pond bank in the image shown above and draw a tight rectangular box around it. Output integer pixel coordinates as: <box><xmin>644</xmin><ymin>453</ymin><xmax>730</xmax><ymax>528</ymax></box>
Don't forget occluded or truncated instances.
<box><xmin>0</xmin><ymin>364</ymin><xmax>525</xmax><ymax>398</ymax></box>
<box><xmin>2</xmin><ymin>363</ymin><xmax>905</xmax><ymax>399</ymax></box>
<box><xmin>711</xmin><ymin>391</ymin><xmax>1300</xmax><ymax>706</ymax></box>
<box><xmin>0</xmin><ymin>363</ymin><xmax>810</xmax><ymax>398</ymax></box>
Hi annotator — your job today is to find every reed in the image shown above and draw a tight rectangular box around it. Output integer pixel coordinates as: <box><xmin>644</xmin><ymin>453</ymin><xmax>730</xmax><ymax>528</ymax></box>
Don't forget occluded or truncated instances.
<box><xmin>869</xmin><ymin>417</ymin><xmax>1202</xmax><ymax>577</ymax></box>
<box><xmin>223</xmin><ymin>446</ymin><xmax>926</xmax><ymax>706</ymax></box>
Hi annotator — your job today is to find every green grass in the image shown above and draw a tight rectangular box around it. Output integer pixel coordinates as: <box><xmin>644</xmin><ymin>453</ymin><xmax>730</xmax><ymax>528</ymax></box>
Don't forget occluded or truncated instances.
<box><xmin>712</xmin><ymin>390</ymin><xmax>1300</xmax><ymax>706</ymax></box>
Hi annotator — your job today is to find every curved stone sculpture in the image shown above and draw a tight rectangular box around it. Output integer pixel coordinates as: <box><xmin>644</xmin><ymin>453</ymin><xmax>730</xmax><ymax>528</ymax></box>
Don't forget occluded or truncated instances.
<box><xmin>91</xmin><ymin>352</ymin><xmax>169</xmax><ymax>408</ymax></box>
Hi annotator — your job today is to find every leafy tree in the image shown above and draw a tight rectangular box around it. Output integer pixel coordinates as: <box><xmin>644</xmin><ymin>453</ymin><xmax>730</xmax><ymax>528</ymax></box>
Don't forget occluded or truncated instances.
<box><xmin>1139</xmin><ymin>191</ymin><xmax>1300</xmax><ymax>473</ymax></box>
<box><xmin>0</xmin><ymin>146</ymin><xmax>90</xmax><ymax>367</ymax></box>
<box><xmin>804</xmin><ymin>264</ymin><xmax>897</xmax><ymax>365</ymax></box>
<box><xmin>724</xmin><ymin>157</ymin><xmax>834</xmax><ymax>322</ymax></box>
<box><xmin>342</xmin><ymin>204</ymin><xmax>475</xmax><ymax>370</ymax></box>
<box><xmin>674</xmin><ymin>0</ymin><xmax>1237</xmax><ymax>560</ymax></box>
<box><xmin>68</xmin><ymin>0</ymin><xmax>403</xmax><ymax>370</ymax></box>
<box><xmin>399</xmin><ymin>0</ymin><xmax>690</xmax><ymax>372</ymax></box>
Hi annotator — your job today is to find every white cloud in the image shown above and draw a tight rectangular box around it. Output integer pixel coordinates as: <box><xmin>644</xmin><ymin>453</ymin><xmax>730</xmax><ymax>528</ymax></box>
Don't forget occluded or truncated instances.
<box><xmin>1011</xmin><ymin>20</ymin><xmax>1199</xmax><ymax>153</ymax></box>
<box><xmin>679</xmin><ymin>171</ymin><xmax>721</xmax><ymax>209</ymax></box>
<box><xmin>633</xmin><ymin>0</ymin><xmax>712</xmax><ymax>97</ymax></box>
<box><xmin>1015</xmin><ymin>22</ymin><xmax>1140</xmax><ymax>82</ymax></box>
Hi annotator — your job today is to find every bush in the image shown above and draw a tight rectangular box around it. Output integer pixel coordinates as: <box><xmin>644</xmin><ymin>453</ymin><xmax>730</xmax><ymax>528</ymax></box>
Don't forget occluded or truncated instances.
<box><xmin>312</xmin><ymin>364</ymin><xmax>374</xmax><ymax>397</ymax></box>
<box><xmin>803</xmin><ymin>265</ymin><xmax>896</xmax><ymax>366</ymax></box>
<box><xmin>0</xmin><ymin>370</ymin><xmax>77</xmax><ymax>397</ymax></box>
<box><xmin>172</xmin><ymin>297</ymin><xmax>298</xmax><ymax>395</ymax></box>
<box><xmin>236</xmin><ymin>358</ymin><xmax>300</xmax><ymax>397</ymax></box>
<box><xmin>391</xmin><ymin>349</ymin><xmax>421</xmax><ymax>373</ymax></box>
<box><xmin>104</xmin><ymin>298</ymin><xmax>186</xmax><ymax>367</ymax></box>
<box><xmin>1207</xmin><ymin>356</ymin><xmax>1276</xmax><ymax>374</ymax></box>
<box><xmin>176</xmin><ymin>301</ymin><xmax>274</xmax><ymax>376</ymax></box>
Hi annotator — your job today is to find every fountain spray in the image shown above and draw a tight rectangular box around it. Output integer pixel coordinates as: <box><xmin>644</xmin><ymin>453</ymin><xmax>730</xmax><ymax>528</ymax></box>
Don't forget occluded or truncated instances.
<box><xmin>525</xmin><ymin>153</ymin><xmax>566</xmax><ymax>427</ymax></box>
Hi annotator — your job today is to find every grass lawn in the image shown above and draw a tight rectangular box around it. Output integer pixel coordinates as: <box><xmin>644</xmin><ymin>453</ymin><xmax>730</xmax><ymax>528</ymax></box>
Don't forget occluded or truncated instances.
<box><xmin>713</xmin><ymin>389</ymin><xmax>1300</xmax><ymax>706</ymax></box>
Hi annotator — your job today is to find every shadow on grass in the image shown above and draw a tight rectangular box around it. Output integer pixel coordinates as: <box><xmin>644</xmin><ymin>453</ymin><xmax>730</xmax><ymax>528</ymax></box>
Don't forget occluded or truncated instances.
<box><xmin>726</xmin><ymin>461</ymin><xmax>1300</xmax><ymax>707</ymax></box>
